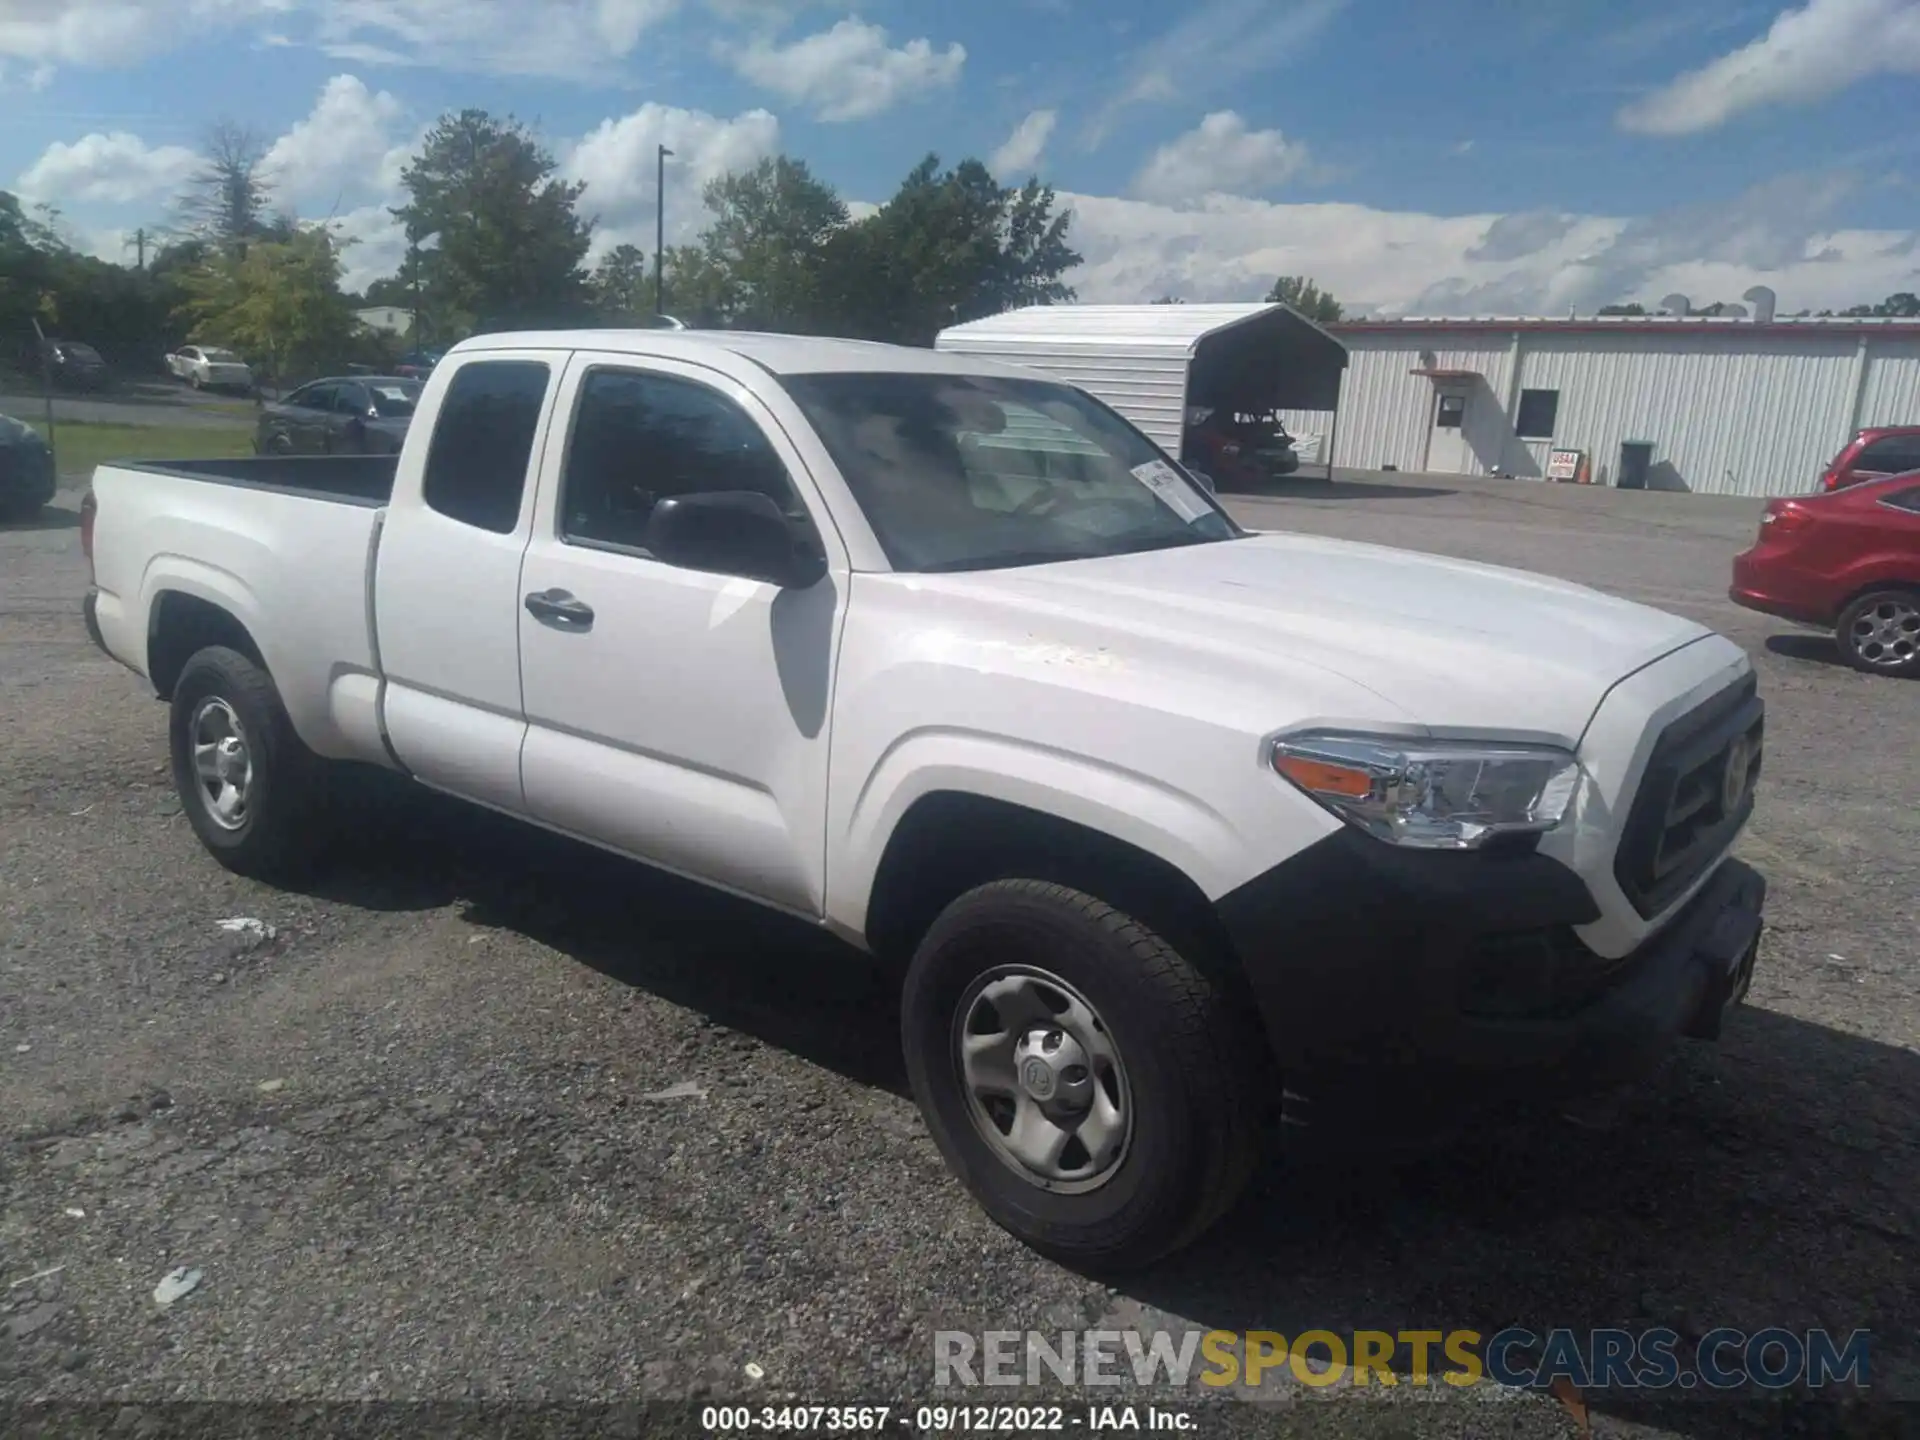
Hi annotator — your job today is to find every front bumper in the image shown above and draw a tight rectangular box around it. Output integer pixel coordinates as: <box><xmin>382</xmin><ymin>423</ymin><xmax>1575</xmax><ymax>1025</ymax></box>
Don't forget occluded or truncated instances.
<box><xmin>1214</xmin><ymin>829</ymin><xmax>1765</xmax><ymax>1149</ymax></box>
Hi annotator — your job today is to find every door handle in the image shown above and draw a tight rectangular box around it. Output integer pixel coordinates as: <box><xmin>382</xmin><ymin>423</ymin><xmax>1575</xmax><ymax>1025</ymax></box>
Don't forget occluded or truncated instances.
<box><xmin>524</xmin><ymin>589</ymin><xmax>595</xmax><ymax>629</ymax></box>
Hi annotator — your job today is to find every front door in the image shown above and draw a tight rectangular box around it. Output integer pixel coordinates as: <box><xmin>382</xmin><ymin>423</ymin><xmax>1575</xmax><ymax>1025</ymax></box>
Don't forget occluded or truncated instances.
<box><xmin>1426</xmin><ymin>387</ymin><xmax>1471</xmax><ymax>473</ymax></box>
<box><xmin>515</xmin><ymin>353</ymin><xmax>845</xmax><ymax>916</ymax></box>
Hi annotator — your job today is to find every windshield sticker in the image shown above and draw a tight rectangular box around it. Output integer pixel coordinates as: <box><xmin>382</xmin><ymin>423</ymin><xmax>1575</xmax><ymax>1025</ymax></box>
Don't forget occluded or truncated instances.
<box><xmin>1131</xmin><ymin>460</ymin><xmax>1214</xmax><ymax>522</ymax></box>
<box><xmin>372</xmin><ymin>386</ymin><xmax>409</xmax><ymax>401</ymax></box>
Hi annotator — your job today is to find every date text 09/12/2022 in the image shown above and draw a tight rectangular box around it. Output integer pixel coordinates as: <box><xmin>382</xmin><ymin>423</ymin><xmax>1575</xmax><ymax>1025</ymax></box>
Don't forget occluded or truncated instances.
<box><xmin>700</xmin><ymin>1406</ymin><xmax>1194</xmax><ymax>1433</ymax></box>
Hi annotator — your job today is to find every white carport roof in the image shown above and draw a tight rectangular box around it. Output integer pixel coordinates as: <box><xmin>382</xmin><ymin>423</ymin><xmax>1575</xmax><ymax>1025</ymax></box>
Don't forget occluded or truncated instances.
<box><xmin>937</xmin><ymin>303</ymin><xmax>1349</xmax><ymax>411</ymax></box>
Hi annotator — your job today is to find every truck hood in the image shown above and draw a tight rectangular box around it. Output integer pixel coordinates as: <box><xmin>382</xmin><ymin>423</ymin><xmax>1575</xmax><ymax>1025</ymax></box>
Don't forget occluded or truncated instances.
<box><xmin>922</xmin><ymin>531</ymin><xmax>1712</xmax><ymax>745</ymax></box>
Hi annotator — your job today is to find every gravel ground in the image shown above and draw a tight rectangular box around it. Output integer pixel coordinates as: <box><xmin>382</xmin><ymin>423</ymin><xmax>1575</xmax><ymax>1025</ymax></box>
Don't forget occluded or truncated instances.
<box><xmin>2</xmin><ymin>472</ymin><xmax>1914</xmax><ymax>1438</ymax></box>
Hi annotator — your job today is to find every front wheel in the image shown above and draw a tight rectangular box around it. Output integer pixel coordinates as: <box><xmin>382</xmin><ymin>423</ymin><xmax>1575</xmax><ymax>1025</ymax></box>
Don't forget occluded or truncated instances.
<box><xmin>1836</xmin><ymin>588</ymin><xmax>1920</xmax><ymax>677</ymax></box>
<box><xmin>902</xmin><ymin>880</ymin><xmax>1265</xmax><ymax>1271</ymax></box>
<box><xmin>169</xmin><ymin>646</ymin><xmax>328</xmax><ymax>879</ymax></box>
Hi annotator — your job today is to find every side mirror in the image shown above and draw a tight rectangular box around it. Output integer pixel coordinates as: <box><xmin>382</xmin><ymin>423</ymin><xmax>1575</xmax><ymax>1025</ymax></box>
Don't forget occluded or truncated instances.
<box><xmin>646</xmin><ymin>490</ymin><xmax>826</xmax><ymax>589</ymax></box>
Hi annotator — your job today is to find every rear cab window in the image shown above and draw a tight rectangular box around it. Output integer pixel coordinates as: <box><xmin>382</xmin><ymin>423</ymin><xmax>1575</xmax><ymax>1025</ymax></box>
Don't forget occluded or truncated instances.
<box><xmin>420</xmin><ymin>359</ymin><xmax>553</xmax><ymax>534</ymax></box>
<box><xmin>1857</xmin><ymin>435</ymin><xmax>1920</xmax><ymax>474</ymax></box>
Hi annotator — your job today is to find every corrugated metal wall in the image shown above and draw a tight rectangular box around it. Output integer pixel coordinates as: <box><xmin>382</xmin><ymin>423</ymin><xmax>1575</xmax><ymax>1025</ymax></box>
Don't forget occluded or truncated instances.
<box><xmin>1296</xmin><ymin>328</ymin><xmax>1920</xmax><ymax>497</ymax></box>
<box><xmin>935</xmin><ymin>340</ymin><xmax>1189</xmax><ymax>452</ymax></box>
<box><xmin>1857</xmin><ymin>339</ymin><xmax>1920</xmax><ymax>428</ymax></box>
<box><xmin>1280</xmin><ymin>334</ymin><xmax>1515</xmax><ymax>473</ymax></box>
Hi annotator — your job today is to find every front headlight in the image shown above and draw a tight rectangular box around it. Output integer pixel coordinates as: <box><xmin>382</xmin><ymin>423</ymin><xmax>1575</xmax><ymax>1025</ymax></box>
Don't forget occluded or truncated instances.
<box><xmin>1269</xmin><ymin>731</ymin><xmax>1581</xmax><ymax>850</ymax></box>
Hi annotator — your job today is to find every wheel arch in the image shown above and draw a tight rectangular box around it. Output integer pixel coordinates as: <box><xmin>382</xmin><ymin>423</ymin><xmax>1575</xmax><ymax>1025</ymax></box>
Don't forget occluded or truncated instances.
<box><xmin>860</xmin><ymin>790</ymin><xmax>1243</xmax><ymax>980</ymax></box>
<box><xmin>147</xmin><ymin>589</ymin><xmax>267</xmax><ymax>700</ymax></box>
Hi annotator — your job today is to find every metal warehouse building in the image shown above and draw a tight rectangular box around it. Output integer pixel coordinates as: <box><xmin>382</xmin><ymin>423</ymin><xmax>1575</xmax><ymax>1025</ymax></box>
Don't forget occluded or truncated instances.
<box><xmin>1280</xmin><ymin>313</ymin><xmax>1920</xmax><ymax>498</ymax></box>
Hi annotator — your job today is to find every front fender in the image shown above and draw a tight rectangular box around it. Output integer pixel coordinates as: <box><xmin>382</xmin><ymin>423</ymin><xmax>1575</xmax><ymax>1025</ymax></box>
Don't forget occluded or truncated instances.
<box><xmin>826</xmin><ymin>726</ymin><xmax>1338</xmax><ymax>941</ymax></box>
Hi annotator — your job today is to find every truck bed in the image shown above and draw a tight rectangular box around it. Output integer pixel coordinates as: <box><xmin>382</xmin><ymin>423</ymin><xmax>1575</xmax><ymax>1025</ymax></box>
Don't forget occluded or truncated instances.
<box><xmin>124</xmin><ymin>455</ymin><xmax>397</xmax><ymax>505</ymax></box>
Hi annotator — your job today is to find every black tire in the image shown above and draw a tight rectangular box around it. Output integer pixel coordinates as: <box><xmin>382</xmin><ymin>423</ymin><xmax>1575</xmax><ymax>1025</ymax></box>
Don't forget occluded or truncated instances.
<box><xmin>902</xmin><ymin>880</ymin><xmax>1265</xmax><ymax>1271</ymax></box>
<box><xmin>168</xmin><ymin>645</ymin><xmax>327</xmax><ymax>879</ymax></box>
<box><xmin>1835</xmin><ymin>588</ymin><xmax>1920</xmax><ymax>678</ymax></box>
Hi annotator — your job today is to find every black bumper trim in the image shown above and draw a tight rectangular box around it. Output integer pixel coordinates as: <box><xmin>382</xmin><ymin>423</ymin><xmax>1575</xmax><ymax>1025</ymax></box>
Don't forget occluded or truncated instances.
<box><xmin>1214</xmin><ymin>828</ymin><xmax>1765</xmax><ymax>1146</ymax></box>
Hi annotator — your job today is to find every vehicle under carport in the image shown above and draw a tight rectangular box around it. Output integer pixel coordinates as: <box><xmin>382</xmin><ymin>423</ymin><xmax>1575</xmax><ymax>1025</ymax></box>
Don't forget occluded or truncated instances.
<box><xmin>934</xmin><ymin>302</ymin><xmax>1350</xmax><ymax>483</ymax></box>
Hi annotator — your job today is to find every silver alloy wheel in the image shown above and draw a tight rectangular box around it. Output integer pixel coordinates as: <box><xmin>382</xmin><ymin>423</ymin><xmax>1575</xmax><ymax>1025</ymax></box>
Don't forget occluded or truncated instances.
<box><xmin>189</xmin><ymin>697</ymin><xmax>254</xmax><ymax>831</ymax></box>
<box><xmin>1847</xmin><ymin>595</ymin><xmax>1920</xmax><ymax>670</ymax></box>
<box><xmin>954</xmin><ymin>966</ymin><xmax>1133</xmax><ymax>1193</ymax></box>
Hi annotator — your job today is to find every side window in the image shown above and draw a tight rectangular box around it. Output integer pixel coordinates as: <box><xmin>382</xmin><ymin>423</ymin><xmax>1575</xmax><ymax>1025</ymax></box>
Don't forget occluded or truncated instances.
<box><xmin>333</xmin><ymin>384</ymin><xmax>369</xmax><ymax>414</ymax></box>
<box><xmin>421</xmin><ymin>360</ymin><xmax>552</xmax><ymax>535</ymax></box>
<box><xmin>1515</xmin><ymin>389</ymin><xmax>1559</xmax><ymax>439</ymax></box>
<box><xmin>1884</xmin><ymin>486</ymin><xmax>1920</xmax><ymax>514</ymax></box>
<box><xmin>559</xmin><ymin>367</ymin><xmax>801</xmax><ymax>553</ymax></box>
<box><xmin>293</xmin><ymin>384</ymin><xmax>334</xmax><ymax>411</ymax></box>
<box><xmin>1857</xmin><ymin>437</ymin><xmax>1920</xmax><ymax>474</ymax></box>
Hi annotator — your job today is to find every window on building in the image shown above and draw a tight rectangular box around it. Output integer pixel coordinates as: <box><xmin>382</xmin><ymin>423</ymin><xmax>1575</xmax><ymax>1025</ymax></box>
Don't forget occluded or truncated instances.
<box><xmin>421</xmin><ymin>360</ymin><xmax>551</xmax><ymax>534</ymax></box>
<box><xmin>1515</xmin><ymin>389</ymin><xmax>1560</xmax><ymax>439</ymax></box>
<box><xmin>559</xmin><ymin>367</ymin><xmax>803</xmax><ymax>555</ymax></box>
<box><xmin>1855</xmin><ymin>435</ymin><xmax>1920</xmax><ymax>475</ymax></box>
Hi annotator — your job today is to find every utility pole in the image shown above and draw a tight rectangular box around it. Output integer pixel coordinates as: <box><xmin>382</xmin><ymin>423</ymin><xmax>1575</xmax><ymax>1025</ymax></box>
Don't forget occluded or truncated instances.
<box><xmin>135</xmin><ymin>228</ymin><xmax>146</xmax><ymax>270</ymax></box>
<box><xmin>655</xmin><ymin>144</ymin><xmax>673</xmax><ymax>315</ymax></box>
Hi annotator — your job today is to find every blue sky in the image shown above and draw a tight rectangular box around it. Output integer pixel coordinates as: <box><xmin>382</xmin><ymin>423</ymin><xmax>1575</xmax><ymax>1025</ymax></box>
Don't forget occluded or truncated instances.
<box><xmin>3</xmin><ymin>0</ymin><xmax>1916</xmax><ymax>314</ymax></box>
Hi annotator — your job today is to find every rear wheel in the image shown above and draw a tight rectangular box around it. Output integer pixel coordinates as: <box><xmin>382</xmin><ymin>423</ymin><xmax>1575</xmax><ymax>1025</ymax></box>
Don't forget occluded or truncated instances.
<box><xmin>1836</xmin><ymin>588</ymin><xmax>1920</xmax><ymax>677</ymax></box>
<box><xmin>902</xmin><ymin>880</ymin><xmax>1265</xmax><ymax>1271</ymax></box>
<box><xmin>169</xmin><ymin>646</ymin><xmax>328</xmax><ymax>879</ymax></box>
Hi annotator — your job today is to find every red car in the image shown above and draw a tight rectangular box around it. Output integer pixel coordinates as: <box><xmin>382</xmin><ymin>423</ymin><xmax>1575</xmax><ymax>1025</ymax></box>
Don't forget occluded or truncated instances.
<box><xmin>1817</xmin><ymin>425</ymin><xmax>1920</xmax><ymax>492</ymax></box>
<box><xmin>1730</xmin><ymin>471</ymin><xmax>1920</xmax><ymax>676</ymax></box>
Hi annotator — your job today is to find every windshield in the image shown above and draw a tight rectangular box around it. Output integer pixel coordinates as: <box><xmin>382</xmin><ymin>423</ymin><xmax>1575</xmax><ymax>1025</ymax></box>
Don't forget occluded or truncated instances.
<box><xmin>781</xmin><ymin>372</ymin><xmax>1241</xmax><ymax>573</ymax></box>
<box><xmin>366</xmin><ymin>380</ymin><xmax>422</xmax><ymax>417</ymax></box>
<box><xmin>201</xmin><ymin>347</ymin><xmax>241</xmax><ymax>362</ymax></box>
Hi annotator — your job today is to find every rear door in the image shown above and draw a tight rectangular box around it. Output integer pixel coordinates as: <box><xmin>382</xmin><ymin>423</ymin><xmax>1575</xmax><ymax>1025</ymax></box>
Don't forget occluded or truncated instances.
<box><xmin>514</xmin><ymin>351</ymin><xmax>845</xmax><ymax>914</ymax></box>
<box><xmin>374</xmin><ymin>353</ymin><xmax>561</xmax><ymax>814</ymax></box>
<box><xmin>286</xmin><ymin>384</ymin><xmax>335</xmax><ymax>452</ymax></box>
<box><xmin>328</xmin><ymin>382</ymin><xmax>372</xmax><ymax>453</ymax></box>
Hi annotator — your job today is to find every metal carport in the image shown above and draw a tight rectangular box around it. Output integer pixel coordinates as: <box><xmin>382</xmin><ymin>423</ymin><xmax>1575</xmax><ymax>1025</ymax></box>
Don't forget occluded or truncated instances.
<box><xmin>935</xmin><ymin>303</ymin><xmax>1350</xmax><ymax>477</ymax></box>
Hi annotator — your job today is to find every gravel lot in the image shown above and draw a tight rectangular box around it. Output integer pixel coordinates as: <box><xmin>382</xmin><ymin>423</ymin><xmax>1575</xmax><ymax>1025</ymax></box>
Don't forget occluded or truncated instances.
<box><xmin>2</xmin><ymin>472</ymin><xmax>1914</xmax><ymax>1437</ymax></box>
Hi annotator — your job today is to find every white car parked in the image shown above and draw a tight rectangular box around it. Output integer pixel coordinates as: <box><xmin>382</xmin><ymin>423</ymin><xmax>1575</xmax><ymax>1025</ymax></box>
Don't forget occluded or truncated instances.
<box><xmin>166</xmin><ymin>345</ymin><xmax>254</xmax><ymax>393</ymax></box>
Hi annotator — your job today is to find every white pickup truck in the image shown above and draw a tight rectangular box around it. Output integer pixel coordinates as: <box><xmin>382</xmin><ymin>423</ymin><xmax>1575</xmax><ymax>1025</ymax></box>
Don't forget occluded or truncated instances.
<box><xmin>81</xmin><ymin>329</ymin><xmax>1768</xmax><ymax>1268</ymax></box>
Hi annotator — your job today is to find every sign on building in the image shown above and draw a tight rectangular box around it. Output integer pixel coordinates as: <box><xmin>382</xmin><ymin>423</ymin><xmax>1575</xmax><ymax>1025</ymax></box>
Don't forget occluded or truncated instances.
<box><xmin>1547</xmin><ymin>448</ymin><xmax>1584</xmax><ymax>482</ymax></box>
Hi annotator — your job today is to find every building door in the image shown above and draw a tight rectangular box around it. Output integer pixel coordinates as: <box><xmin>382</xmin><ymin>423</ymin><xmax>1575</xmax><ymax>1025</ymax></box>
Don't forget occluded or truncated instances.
<box><xmin>1426</xmin><ymin>387</ymin><xmax>1472</xmax><ymax>473</ymax></box>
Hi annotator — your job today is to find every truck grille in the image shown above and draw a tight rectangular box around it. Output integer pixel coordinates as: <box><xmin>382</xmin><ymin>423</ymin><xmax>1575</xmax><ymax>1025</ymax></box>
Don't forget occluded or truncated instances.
<box><xmin>1612</xmin><ymin>674</ymin><xmax>1763</xmax><ymax>919</ymax></box>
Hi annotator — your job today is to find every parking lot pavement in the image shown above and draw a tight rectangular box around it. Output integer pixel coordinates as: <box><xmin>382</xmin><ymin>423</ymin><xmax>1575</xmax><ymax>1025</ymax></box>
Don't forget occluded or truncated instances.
<box><xmin>3</xmin><ymin>475</ymin><xmax>1914</xmax><ymax>1432</ymax></box>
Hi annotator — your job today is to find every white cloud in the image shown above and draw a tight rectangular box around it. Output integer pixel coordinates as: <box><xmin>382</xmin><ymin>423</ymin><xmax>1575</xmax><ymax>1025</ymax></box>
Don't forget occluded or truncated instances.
<box><xmin>990</xmin><ymin>109</ymin><xmax>1058</xmax><ymax>177</ymax></box>
<box><xmin>731</xmin><ymin>17</ymin><xmax>965</xmax><ymax>122</ymax></box>
<box><xmin>563</xmin><ymin>102</ymin><xmax>783</xmax><ymax>258</ymax></box>
<box><xmin>300</xmin><ymin>0</ymin><xmax>682</xmax><ymax>79</ymax></box>
<box><xmin>0</xmin><ymin>0</ymin><xmax>289</xmax><ymax>78</ymax></box>
<box><xmin>1129</xmin><ymin>112</ymin><xmax>1312</xmax><ymax>205</ymax></box>
<box><xmin>1058</xmin><ymin>177</ymin><xmax>1917</xmax><ymax>318</ymax></box>
<box><xmin>1085</xmin><ymin>0</ymin><xmax>1346</xmax><ymax>146</ymax></box>
<box><xmin>15</xmin><ymin>130</ymin><xmax>200</xmax><ymax>205</ymax></box>
<box><xmin>330</xmin><ymin>200</ymin><xmax>413</xmax><ymax>292</ymax></box>
<box><xmin>1619</xmin><ymin>0</ymin><xmax>1920</xmax><ymax>134</ymax></box>
<box><xmin>262</xmin><ymin>74</ymin><xmax>410</xmax><ymax>210</ymax></box>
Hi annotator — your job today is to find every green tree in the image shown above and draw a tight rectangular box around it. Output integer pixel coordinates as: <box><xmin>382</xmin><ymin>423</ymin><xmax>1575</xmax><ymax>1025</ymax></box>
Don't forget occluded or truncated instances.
<box><xmin>176</xmin><ymin>225</ymin><xmax>357</xmax><ymax>386</ymax></box>
<box><xmin>694</xmin><ymin>156</ymin><xmax>849</xmax><ymax>329</ymax></box>
<box><xmin>588</xmin><ymin>243</ymin><xmax>653</xmax><ymax>320</ymax></box>
<box><xmin>1598</xmin><ymin>302</ymin><xmax>1647</xmax><ymax>316</ymax></box>
<box><xmin>824</xmin><ymin>155</ymin><xmax>1079</xmax><ymax>344</ymax></box>
<box><xmin>1266</xmin><ymin>275</ymin><xmax>1343</xmax><ymax>323</ymax></box>
<box><xmin>393</xmin><ymin>110</ymin><xmax>593</xmax><ymax>334</ymax></box>
<box><xmin>1874</xmin><ymin>291</ymin><xmax>1920</xmax><ymax>317</ymax></box>
<box><xmin>660</xmin><ymin>244</ymin><xmax>741</xmax><ymax>327</ymax></box>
